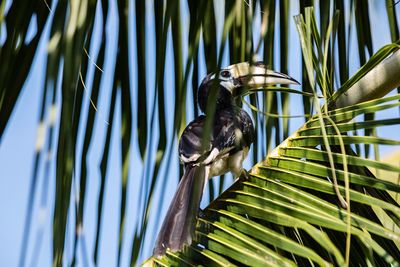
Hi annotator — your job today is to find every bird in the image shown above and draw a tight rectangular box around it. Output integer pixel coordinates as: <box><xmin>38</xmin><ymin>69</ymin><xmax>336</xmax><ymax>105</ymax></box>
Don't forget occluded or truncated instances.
<box><xmin>153</xmin><ymin>61</ymin><xmax>299</xmax><ymax>257</ymax></box>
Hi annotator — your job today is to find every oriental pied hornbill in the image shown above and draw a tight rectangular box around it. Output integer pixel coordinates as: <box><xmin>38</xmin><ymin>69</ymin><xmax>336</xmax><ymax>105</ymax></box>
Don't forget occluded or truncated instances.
<box><xmin>153</xmin><ymin>62</ymin><xmax>299</xmax><ymax>257</ymax></box>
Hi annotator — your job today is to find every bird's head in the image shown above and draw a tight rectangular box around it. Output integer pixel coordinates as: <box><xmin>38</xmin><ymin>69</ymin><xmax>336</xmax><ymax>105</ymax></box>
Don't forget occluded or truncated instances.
<box><xmin>198</xmin><ymin>62</ymin><xmax>299</xmax><ymax>113</ymax></box>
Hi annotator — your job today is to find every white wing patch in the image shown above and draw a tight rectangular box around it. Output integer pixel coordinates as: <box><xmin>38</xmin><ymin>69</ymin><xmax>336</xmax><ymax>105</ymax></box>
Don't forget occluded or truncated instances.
<box><xmin>180</xmin><ymin>153</ymin><xmax>201</xmax><ymax>163</ymax></box>
<box><xmin>202</xmin><ymin>148</ymin><xmax>220</xmax><ymax>165</ymax></box>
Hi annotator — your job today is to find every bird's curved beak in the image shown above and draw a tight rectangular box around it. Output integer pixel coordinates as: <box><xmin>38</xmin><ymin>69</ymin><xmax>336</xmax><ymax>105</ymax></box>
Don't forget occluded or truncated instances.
<box><xmin>228</xmin><ymin>62</ymin><xmax>299</xmax><ymax>92</ymax></box>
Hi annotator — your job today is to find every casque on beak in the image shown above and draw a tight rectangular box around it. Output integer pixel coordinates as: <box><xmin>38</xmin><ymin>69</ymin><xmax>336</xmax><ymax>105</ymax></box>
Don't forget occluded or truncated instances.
<box><xmin>197</xmin><ymin>61</ymin><xmax>300</xmax><ymax>112</ymax></box>
<box><xmin>225</xmin><ymin>62</ymin><xmax>300</xmax><ymax>95</ymax></box>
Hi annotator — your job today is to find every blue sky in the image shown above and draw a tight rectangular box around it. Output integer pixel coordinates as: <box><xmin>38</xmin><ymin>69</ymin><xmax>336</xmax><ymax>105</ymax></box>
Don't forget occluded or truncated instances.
<box><xmin>0</xmin><ymin>1</ymin><xmax>399</xmax><ymax>267</ymax></box>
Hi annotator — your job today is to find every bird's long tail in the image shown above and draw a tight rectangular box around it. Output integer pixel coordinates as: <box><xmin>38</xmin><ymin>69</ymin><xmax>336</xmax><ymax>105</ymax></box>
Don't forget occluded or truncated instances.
<box><xmin>153</xmin><ymin>165</ymin><xmax>206</xmax><ymax>257</ymax></box>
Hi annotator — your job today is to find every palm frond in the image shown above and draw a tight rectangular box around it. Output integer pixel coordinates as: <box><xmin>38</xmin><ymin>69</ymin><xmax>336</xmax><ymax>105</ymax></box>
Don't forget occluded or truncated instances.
<box><xmin>147</xmin><ymin>6</ymin><xmax>400</xmax><ymax>267</ymax></box>
<box><xmin>150</xmin><ymin>88</ymin><xmax>400</xmax><ymax>267</ymax></box>
<box><xmin>1</xmin><ymin>1</ymin><xmax>400</xmax><ymax>266</ymax></box>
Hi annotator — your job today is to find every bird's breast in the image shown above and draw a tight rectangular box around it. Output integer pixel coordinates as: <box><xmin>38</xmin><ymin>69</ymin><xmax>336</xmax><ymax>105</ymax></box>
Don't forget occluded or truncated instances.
<box><xmin>208</xmin><ymin>156</ymin><xmax>230</xmax><ymax>178</ymax></box>
<box><xmin>206</xmin><ymin>147</ymin><xmax>249</xmax><ymax>179</ymax></box>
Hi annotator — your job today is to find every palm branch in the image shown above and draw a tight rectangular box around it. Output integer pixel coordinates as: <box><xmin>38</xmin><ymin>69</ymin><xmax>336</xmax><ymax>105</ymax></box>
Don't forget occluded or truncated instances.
<box><xmin>145</xmin><ymin>7</ymin><xmax>400</xmax><ymax>266</ymax></box>
<box><xmin>0</xmin><ymin>1</ymin><xmax>399</xmax><ymax>266</ymax></box>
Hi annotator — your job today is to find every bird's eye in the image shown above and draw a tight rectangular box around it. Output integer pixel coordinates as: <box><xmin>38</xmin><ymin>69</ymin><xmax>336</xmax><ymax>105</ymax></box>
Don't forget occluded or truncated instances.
<box><xmin>220</xmin><ymin>70</ymin><xmax>231</xmax><ymax>78</ymax></box>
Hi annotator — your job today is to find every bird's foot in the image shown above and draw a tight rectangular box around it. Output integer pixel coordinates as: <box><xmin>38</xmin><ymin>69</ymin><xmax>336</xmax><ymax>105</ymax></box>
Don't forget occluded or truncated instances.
<box><xmin>239</xmin><ymin>169</ymin><xmax>250</xmax><ymax>181</ymax></box>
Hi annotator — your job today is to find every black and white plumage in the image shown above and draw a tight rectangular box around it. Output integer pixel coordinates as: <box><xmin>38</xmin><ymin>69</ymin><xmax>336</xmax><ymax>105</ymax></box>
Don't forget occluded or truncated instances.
<box><xmin>153</xmin><ymin>62</ymin><xmax>299</xmax><ymax>257</ymax></box>
<box><xmin>179</xmin><ymin>106</ymin><xmax>255</xmax><ymax>177</ymax></box>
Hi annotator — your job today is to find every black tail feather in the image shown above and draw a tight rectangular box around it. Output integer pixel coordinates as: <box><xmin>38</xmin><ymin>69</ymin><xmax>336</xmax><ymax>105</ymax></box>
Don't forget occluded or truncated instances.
<box><xmin>153</xmin><ymin>165</ymin><xmax>206</xmax><ymax>257</ymax></box>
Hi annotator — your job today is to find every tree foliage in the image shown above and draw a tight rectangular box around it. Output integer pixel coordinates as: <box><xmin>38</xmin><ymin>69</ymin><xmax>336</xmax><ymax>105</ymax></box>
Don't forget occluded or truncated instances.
<box><xmin>0</xmin><ymin>0</ymin><xmax>399</xmax><ymax>266</ymax></box>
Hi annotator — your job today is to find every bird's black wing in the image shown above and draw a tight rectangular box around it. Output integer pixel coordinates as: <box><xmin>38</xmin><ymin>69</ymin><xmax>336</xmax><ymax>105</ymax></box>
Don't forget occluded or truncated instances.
<box><xmin>179</xmin><ymin>107</ymin><xmax>255</xmax><ymax>165</ymax></box>
<box><xmin>178</xmin><ymin>115</ymin><xmax>212</xmax><ymax>164</ymax></box>
<box><xmin>212</xmin><ymin>106</ymin><xmax>255</xmax><ymax>153</ymax></box>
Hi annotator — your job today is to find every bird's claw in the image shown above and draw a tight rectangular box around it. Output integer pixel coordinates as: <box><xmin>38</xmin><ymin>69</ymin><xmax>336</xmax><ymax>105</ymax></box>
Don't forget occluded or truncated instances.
<box><xmin>239</xmin><ymin>169</ymin><xmax>250</xmax><ymax>181</ymax></box>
